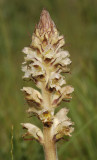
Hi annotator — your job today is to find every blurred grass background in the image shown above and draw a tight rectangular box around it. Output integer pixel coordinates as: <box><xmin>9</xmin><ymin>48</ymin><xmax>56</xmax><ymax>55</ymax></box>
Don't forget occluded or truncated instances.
<box><xmin>0</xmin><ymin>0</ymin><xmax>97</xmax><ymax>159</ymax></box>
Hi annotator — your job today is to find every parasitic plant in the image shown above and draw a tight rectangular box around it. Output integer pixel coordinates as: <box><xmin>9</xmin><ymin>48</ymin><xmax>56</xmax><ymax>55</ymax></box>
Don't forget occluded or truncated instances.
<box><xmin>21</xmin><ymin>9</ymin><xmax>74</xmax><ymax>160</ymax></box>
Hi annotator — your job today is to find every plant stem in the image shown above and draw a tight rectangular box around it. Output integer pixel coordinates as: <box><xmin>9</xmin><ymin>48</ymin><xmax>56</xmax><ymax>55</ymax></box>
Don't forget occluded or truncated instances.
<box><xmin>43</xmin><ymin>126</ymin><xmax>58</xmax><ymax>160</ymax></box>
<box><xmin>41</xmin><ymin>83</ymin><xmax>58</xmax><ymax>160</ymax></box>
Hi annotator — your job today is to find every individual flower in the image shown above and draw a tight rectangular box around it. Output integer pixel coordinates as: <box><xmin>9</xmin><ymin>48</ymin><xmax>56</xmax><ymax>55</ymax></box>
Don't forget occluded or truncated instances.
<box><xmin>47</xmin><ymin>72</ymin><xmax>66</xmax><ymax>91</ymax></box>
<box><xmin>21</xmin><ymin>123</ymin><xmax>44</xmax><ymax>144</ymax></box>
<box><xmin>52</xmin><ymin>108</ymin><xmax>74</xmax><ymax>141</ymax></box>
<box><xmin>52</xmin><ymin>86</ymin><xmax>74</xmax><ymax>107</ymax></box>
<box><xmin>21</xmin><ymin>87</ymin><xmax>43</xmax><ymax>109</ymax></box>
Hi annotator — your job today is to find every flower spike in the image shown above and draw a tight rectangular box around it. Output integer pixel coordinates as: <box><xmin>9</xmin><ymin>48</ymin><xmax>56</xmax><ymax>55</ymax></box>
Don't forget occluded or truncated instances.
<box><xmin>21</xmin><ymin>9</ymin><xmax>74</xmax><ymax>160</ymax></box>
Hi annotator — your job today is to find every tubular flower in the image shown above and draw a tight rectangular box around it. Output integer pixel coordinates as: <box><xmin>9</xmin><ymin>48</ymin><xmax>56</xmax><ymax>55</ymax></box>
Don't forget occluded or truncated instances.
<box><xmin>21</xmin><ymin>9</ymin><xmax>74</xmax><ymax>147</ymax></box>
<box><xmin>21</xmin><ymin>123</ymin><xmax>44</xmax><ymax>144</ymax></box>
<box><xmin>52</xmin><ymin>108</ymin><xmax>74</xmax><ymax>141</ymax></box>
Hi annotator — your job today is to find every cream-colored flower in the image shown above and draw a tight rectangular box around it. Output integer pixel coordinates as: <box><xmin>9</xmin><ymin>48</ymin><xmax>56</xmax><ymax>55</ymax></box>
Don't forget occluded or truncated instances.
<box><xmin>22</xmin><ymin>61</ymin><xmax>45</xmax><ymax>79</ymax></box>
<box><xmin>22</xmin><ymin>47</ymin><xmax>42</xmax><ymax>62</ymax></box>
<box><xmin>21</xmin><ymin>87</ymin><xmax>43</xmax><ymax>109</ymax></box>
<box><xmin>21</xmin><ymin>123</ymin><xmax>44</xmax><ymax>143</ymax></box>
<box><xmin>52</xmin><ymin>86</ymin><xmax>74</xmax><ymax>107</ymax></box>
<box><xmin>52</xmin><ymin>108</ymin><xmax>74</xmax><ymax>140</ymax></box>
<box><xmin>47</xmin><ymin>72</ymin><xmax>66</xmax><ymax>91</ymax></box>
<box><xmin>61</xmin><ymin>86</ymin><xmax>74</xmax><ymax>100</ymax></box>
<box><xmin>51</xmin><ymin>50</ymin><xmax>71</xmax><ymax>66</ymax></box>
<box><xmin>27</xmin><ymin>107</ymin><xmax>54</xmax><ymax>126</ymax></box>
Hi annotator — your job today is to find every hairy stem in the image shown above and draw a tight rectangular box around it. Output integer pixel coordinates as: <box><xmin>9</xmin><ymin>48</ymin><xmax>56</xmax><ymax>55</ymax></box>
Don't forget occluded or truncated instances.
<box><xmin>43</xmin><ymin>126</ymin><xmax>58</xmax><ymax>160</ymax></box>
<box><xmin>41</xmin><ymin>84</ymin><xmax>51</xmax><ymax>109</ymax></box>
<box><xmin>41</xmin><ymin>83</ymin><xmax>58</xmax><ymax>160</ymax></box>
